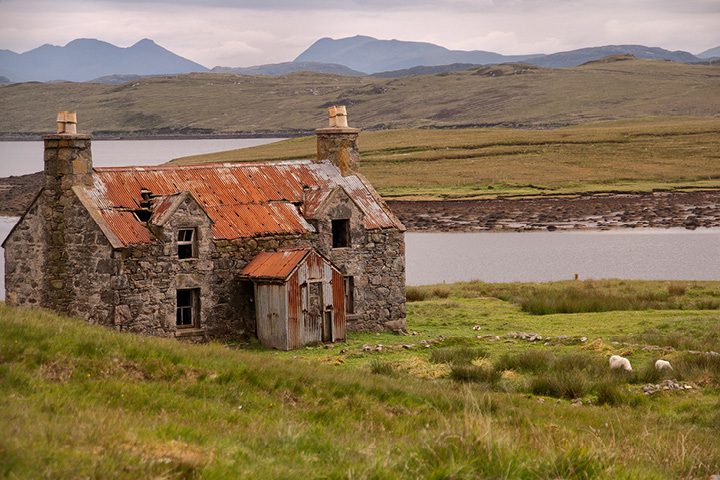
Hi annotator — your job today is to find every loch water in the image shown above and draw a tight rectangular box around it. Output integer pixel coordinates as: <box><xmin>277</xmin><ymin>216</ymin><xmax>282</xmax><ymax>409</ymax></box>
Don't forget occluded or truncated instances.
<box><xmin>0</xmin><ymin>138</ymin><xmax>284</xmax><ymax>177</ymax></box>
<box><xmin>2</xmin><ymin>218</ymin><xmax>719</xmax><ymax>299</ymax></box>
<box><xmin>1</xmin><ymin>138</ymin><xmax>718</xmax><ymax>299</ymax></box>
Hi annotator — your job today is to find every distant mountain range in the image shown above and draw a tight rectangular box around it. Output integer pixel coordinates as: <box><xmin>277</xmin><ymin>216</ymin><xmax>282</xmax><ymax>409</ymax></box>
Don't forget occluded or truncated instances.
<box><xmin>0</xmin><ymin>38</ymin><xmax>207</xmax><ymax>82</ymax></box>
<box><xmin>698</xmin><ymin>46</ymin><xmax>720</xmax><ymax>59</ymax></box>
<box><xmin>295</xmin><ymin>35</ymin><xmax>540</xmax><ymax>73</ymax></box>
<box><xmin>0</xmin><ymin>36</ymin><xmax>717</xmax><ymax>83</ymax></box>
<box><xmin>296</xmin><ymin>36</ymin><xmax>711</xmax><ymax>73</ymax></box>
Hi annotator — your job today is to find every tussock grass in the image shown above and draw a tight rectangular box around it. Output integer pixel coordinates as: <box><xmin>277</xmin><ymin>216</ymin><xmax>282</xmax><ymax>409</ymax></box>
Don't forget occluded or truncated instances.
<box><xmin>439</xmin><ymin>279</ymin><xmax>720</xmax><ymax>314</ymax></box>
<box><xmin>406</xmin><ymin>285</ymin><xmax>451</xmax><ymax>302</ymax></box>
<box><xmin>430</xmin><ymin>346</ymin><xmax>488</xmax><ymax>365</ymax></box>
<box><xmin>531</xmin><ymin>370</ymin><xmax>588</xmax><ymax>399</ymax></box>
<box><xmin>674</xmin><ymin>353</ymin><xmax>720</xmax><ymax>385</ymax></box>
<box><xmin>3</xmin><ymin>278</ymin><xmax>720</xmax><ymax>478</ymax></box>
<box><xmin>496</xmin><ymin>350</ymin><xmax>554</xmax><ymax>373</ymax></box>
<box><xmin>615</xmin><ymin>321</ymin><xmax>720</xmax><ymax>352</ymax></box>
<box><xmin>369</xmin><ymin>359</ymin><xmax>396</xmax><ymax>376</ymax></box>
<box><xmin>450</xmin><ymin>364</ymin><xmax>501</xmax><ymax>384</ymax></box>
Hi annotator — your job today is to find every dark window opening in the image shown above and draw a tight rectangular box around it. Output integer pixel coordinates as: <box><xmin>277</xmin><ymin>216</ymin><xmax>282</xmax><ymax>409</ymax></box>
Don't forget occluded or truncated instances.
<box><xmin>177</xmin><ymin>228</ymin><xmax>196</xmax><ymax>259</ymax></box>
<box><xmin>176</xmin><ymin>288</ymin><xmax>199</xmax><ymax>328</ymax></box>
<box><xmin>133</xmin><ymin>209</ymin><xmax>152</xmax><ymax>222</ymax></box>
<box><xmin>344</xmin><ymin>276</ymin><xmax>354</xmax><ymax>314</ymax></box>
<box><xmin>332</xmin><ymin>219</ymin><xmax>350</xmax><ymax>248</ymax></box>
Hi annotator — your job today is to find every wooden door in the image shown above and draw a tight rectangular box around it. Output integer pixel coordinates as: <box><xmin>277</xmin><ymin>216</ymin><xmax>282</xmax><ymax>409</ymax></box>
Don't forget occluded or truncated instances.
<box><xmin>322</xmin><ymin>310</ymin><xmax>333</xmax><ymax>342</ymax></box>
<box><xmin>308</xmin><ymin>281</ymin><xmax>323</xmax><ymax>341</ymax></box>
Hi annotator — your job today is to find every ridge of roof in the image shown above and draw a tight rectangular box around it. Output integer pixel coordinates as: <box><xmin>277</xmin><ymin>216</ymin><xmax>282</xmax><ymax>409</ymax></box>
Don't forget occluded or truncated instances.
<box><xmin>93</xmin><ymin>158</ymin><xmax>313</xmax><ymax>172</ymax></box>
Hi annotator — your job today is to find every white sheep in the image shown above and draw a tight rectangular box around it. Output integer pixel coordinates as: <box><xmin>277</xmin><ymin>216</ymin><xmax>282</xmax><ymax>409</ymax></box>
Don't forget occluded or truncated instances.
<box><xmin>654</xmin><ymin>359</ymin><xmax>673</xmax><ymax>371</ymax></box>
<box><xmin>609</xmin><ymin>355</ymin><xmax>633</xmax><ymax>372</ymax></box>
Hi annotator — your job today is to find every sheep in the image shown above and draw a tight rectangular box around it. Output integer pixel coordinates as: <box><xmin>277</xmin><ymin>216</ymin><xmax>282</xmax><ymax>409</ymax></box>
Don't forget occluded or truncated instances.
<box><xmin>654</xmin><ymin>359</ymin><xmax>673</xmax><ymax>371</ymax></box>
<box><xmin>609</xmin><ymin>355</ymin><xmax>632</xmax><ymax>372</ymax></box>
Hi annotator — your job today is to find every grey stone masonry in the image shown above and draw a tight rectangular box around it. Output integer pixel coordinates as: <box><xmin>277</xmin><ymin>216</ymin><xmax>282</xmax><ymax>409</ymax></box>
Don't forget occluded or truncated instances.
<box><xmin>316</xmin><ymin>127</ymin><xmax>360</xmax><ymax>176</ymax></box>
<box><xmin>4</xmin><ymin>109</ymin><xmax>406</xmax><ymax>346</ymax></box>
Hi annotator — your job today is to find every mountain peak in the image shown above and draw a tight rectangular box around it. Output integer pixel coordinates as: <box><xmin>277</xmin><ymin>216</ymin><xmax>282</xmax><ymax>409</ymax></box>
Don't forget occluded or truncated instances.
<box><xmin>0</xmin><ymin>38</ymin><xmax>207</xmax><ymax>82</ymax></box>
<box><xmin>132</xmin><ymin>38</ymin><xmax>158</xmax><ymax>48</ymax></box>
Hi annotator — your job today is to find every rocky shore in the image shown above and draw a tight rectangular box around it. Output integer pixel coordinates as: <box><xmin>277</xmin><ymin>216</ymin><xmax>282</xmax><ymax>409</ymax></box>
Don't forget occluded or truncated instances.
<box><xmin>387</xmin><ymin>190</ymin><xmax>720</xmax><ymax>232</ymax></box>
<box><xmin>2</xmin><ymin>172</ymin><xmax>719</xmax><ymax>231</ymax></box>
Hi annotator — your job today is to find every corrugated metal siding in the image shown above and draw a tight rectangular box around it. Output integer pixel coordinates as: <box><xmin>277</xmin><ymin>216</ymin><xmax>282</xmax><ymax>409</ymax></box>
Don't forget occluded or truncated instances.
<box><xmin>254</xmin><ymin>283</ymin><xmax>288</xmax><ymax>350</ymax></box>
<box><xmin>84</xmin><ymin>160</ymin><xmax>402</xmax><ymax>246</ymax></box>
<box><xmin>332</xmin><ymin>269</ymin><xmax>347</xmax><ymax>342</ymax></box>
<box><xmin>286</xmin><ymin>271</ymin><xmax>303</xmax><ymax>350</ymax></box>
<box><xmin>251</xmin><ymin>248</ymin><xmax>347</xmax><ymax>350</ymax></box>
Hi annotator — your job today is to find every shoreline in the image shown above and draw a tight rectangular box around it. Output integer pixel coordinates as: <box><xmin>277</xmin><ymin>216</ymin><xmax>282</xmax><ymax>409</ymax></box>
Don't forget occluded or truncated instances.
<box><xmin>388</xmin><ymin>190</ymin><xmax>720</xmax><ymax>232</ymax></box>
<box><xmin>2</xmin><ymin>171</ymin><xmax>719</xmax><ymax>231</ymax></box>
<box><xmin>0</xmin><ymin>131</ymin><xmax>306</xmax><ymax>142</ymax></box>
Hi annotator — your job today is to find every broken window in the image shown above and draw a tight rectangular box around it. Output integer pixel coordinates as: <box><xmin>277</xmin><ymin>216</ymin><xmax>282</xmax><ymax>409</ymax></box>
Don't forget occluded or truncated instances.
<box><xmin>344</xmin><ymin>276</ymin><xmax>354</xmax><ymax>314</ymax></box>
<box><xmin>332</xmin><ymin>219</ymin><xmax>350</xmax><ymax>248</ymax></box>
<box><xmin>177</xmin><ymin>228</ymin><xmax>196</xmax><ymax>259</ymax></box>
<box><xmin>176</xmin><ymin>288</ymin><xmax>199</xmax><ymax>328</ymax></box>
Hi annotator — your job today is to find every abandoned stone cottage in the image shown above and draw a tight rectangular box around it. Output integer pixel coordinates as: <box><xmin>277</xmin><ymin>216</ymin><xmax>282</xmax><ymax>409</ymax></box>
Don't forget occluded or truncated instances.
<box><xmin>2</xmin><ymin>108</ymin><xmax>406</xmax><ymax>350</ymax></box>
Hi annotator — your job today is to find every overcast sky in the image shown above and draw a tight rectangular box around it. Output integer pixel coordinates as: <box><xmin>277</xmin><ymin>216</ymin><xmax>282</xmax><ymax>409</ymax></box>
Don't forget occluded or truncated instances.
<box><xmin>1</xmin><ymin>0</ymin><xmax>718</xmax><ymax>67</ymax></box>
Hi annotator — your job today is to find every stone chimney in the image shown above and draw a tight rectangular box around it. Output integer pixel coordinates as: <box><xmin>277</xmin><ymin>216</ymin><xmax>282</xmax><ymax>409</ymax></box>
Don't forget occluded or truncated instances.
<box><xmin>315</xmin><ymin>106</ymin><xmax>360</xmax><ymax>176</ymax></box>
<box><xmin>39</xmin><ymin>112</ymin><xmax>94</xmax><ymax>312</ymax></box>
<box><xmin>44</xmin><ymin>111</ymin><xmax>93</xmax><ymax>191</ymax></box>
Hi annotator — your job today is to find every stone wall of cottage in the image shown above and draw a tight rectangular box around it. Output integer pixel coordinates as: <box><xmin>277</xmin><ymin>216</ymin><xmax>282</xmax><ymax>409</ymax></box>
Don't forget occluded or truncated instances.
<box><xmin>4</xmin><ymin>201</ymin><xmax>46</xmax><ymax>308</ymax></box>
<box><xmin>5</xmin><ymin>180</ymin><xmax>405</xmax><ymax>341</ymax></box>
<box><xmin>4</xmin><ymin>191</ymin><xmax>115</xmax><ymax>325</ymax></box>
<box><xmin>311</xmin><ymin>200</ymin><xmax>406</xmax><ymax>332</ymax></box>
<box><xmin>108</xmin><ymin>196</ymin><xmax>316</xmax><ymax>341</ymax></box>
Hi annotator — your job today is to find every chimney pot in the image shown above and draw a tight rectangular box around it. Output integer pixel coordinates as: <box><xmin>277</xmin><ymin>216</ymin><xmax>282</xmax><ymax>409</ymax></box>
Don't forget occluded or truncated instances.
<box><xmin>328</xmin><ymin>105</ymin><xmax>348</xmax><ymax>128</ymax></box>
<box><xmin>56</xmin><ymin>110</ymin><xmax>78</xmax><ymax>134</ymax></box>
<box><xmin>316</xmin><ymin>106</ymin><xmax>360</xmax><ymax>176</ymax></box>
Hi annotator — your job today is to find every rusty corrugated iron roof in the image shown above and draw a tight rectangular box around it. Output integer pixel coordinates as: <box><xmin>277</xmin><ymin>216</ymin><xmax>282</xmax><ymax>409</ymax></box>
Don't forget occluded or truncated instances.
<box><xmin>240</xmin><ymin>248</ymin><xmax>311</xmax><ymax>280</ymax></box>
<box><xmin>81</xmin><ymin>159</ymin><xmax>403</xmax><ymax>247</ymax></box>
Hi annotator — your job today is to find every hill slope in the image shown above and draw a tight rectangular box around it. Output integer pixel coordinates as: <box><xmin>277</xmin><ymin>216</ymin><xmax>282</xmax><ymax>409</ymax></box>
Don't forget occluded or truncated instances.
<box><xmin>295</xmin><ymin>35</ymin><xmax>538</xmax><ymax>73</ymax></box>
<box><xmin>211</xmin><ymin>61</ymin><xmax>365</xmax><ymax>76</ymax></box>
<box><xmin>0</xmin><ymin>58</ymin><xmax>718</xmax><ymax>135</ymax></box>
<box><xmin>174</xmin><ymin>117</ymin><xmax>720</xmax><ymax>199</ymax></box>
<box><xmin>294</xmin><ymin>36</ymin><xmax>702</xmax><ymax>72</ymax></box>
<box><xmin>0</xmin><ymin>38</ymin><xmax>208</xmax><ymax>82</ymax></box>
<box><xmin>529</xmin><ymin>45</ymin><xmax>699</xmax><ymax>68</ymax></box>
<box><xmin>698</xmin><ymin>46</ymin><xmax>720</xmax><ymax>59</ymax></box>
<box><xmin>2</xmin><ymin>283</ymin><xmax>720</xmax><ymax>478</ymax></box>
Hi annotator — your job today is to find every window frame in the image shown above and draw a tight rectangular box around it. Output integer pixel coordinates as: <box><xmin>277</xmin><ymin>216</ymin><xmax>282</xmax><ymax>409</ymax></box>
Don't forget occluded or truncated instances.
<box><xmin>331</xmin><ymin>219</ymin><xmax>351</xmax><ymax>248</ymax></box>
<box><xmin>176</xmin><ymin>288</ymin><xmax>200</xmax><ymax>329</ymax></box>
<box><xmin>177</xmin><ymin>228</ymin><xmax>197</xmax><ymax>260</ymax></box>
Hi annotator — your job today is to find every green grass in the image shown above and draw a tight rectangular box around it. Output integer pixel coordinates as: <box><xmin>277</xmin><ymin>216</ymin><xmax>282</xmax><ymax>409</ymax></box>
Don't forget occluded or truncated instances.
<box><xmin>2</xmin><ymin>279</ymin><xmax>720</xmax><ymax>478</ymax></box>
<box><xmin>442</xmin><ymin>279</ymin><xmax>720</xmax><ymax>315</ymax></box>
<box><xmin>172</xmin><ymin>116</ymin><xmax>720</xmax><ymax>200</ymax></box>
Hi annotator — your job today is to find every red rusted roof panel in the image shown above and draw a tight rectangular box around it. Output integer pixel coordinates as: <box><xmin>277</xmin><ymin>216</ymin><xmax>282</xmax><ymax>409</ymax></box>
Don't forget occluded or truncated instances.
<box><xmin>99</xmin><ymin>210</ymin><xmax>154</xmax><ymax>245</ymax></box>
<box><xmin>83</xmin><ymin>160</ymin><xmax>402</xmax><ymax>246</ymax></box>
<box><xmin>241</xmin><ymin>248</ymin><xmax>311</xmax><ymax>280</ymax></box>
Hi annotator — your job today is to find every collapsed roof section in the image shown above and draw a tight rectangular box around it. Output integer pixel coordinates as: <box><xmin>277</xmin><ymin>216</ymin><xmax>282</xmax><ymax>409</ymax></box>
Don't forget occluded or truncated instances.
<box><xmin>78</xmin><ymin>159</ymin><xmax>404</xmax><ymax>247</ymax></box>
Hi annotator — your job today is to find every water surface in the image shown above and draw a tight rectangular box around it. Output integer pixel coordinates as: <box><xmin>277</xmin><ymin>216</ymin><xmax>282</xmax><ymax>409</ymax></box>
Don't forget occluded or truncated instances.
<box><xmin>2</xmin><ymin>223</ymin><xmax>718</xmax><ymax>300</ymax></box>
<box><xmin>0</xmin><ymin>138</ymin><xmax>284</xmax><ymax>177</ymax></box>
<box><xmin>405</xmin><ymin>230</ymin><xmax>720</xmax><ymax>285</ymax></box>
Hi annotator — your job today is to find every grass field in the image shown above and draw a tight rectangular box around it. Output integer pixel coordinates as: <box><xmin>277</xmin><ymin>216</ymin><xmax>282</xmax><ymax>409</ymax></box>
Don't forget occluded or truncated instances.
<box><xmin>2</xmin><ymin>279</ymin><xmax>719</xmax><ymax>478</ymax></box>
<box><xmin>173</xmin><ymin>116</ymin><xmax>720</xmax><ymax>199</ymax></box>
<box><xmin>1</xmin><ymin>58</ymin><xmax>718</xmax><ymax>134</ymax></box>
